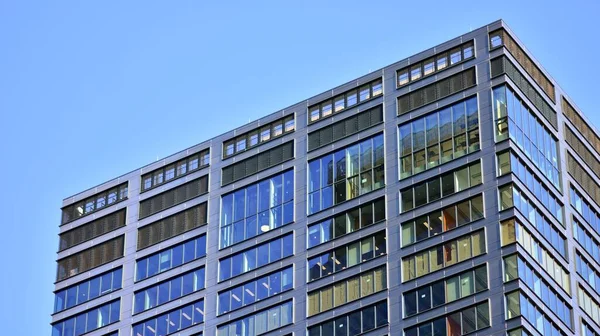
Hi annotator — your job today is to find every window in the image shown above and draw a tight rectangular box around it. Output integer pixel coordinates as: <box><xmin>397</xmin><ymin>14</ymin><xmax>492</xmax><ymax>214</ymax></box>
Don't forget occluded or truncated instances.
<box><xmin>402</xmin><ymin>230</ymin><xmax>485</xmax><ymax>281</ymax></box>
<box><xmin>220</xmin><ymin>170</ymin><xmax>293</xmax><ymax>248</ymax></box>
<box><xmin>399</xmin><ymin>96</ymin><xmax>479</xmax><ymax>179</ymax></box>
<box><xmin>504</xmin><ymin>291</ymin><xmax>567</xmax><ymax>336</ymax></box>
<box><xmin>492</xmin><ymin>85</ymin><xmax>560</xmax><ymax>189</ymax></box>
<box><xmin>308</xmin><ymin>232</ymin><xmax>386</xmax><ymax>281</ymax></box>
<box><xmin>563</xmin><ymin>97</ymin><xmax>600</xmax><ymax>159</ymax></box>
<box><xmin>132</xmin><ymin>300</ymin><xmax>204</xmax><ymax>336</ymax></box>
<box><xmin>61</xmin><ymin>183</ymin><xmax>128</xmax><ymax>224</ymax></box>
<box><xmin>307</xmin><ymin>301</ymin><xmax>388</xmax><ymax>336</ymax></box>
<box><xmin>308</xmin><ymin>266</ymin><xmax>386</xmax><ymax>316</ymax></box>
<box><xmin>217</xmin><ymin>301</ymin><xmax>292</xmax><ymax>336</ymax></box>
<box><xmin>503</xmin><ymin>254</ymin><xmax>572</xmax><ymax>329</ymax></box>
<box><xmin>401</xmin><ymin>194</ymin><xmax>483</xmax><ymax>246</ymax></box>
<box><xmin>222</xmin><ymin>115</ymin><xmax>294</xmax><ymax>158</ymax></box>
<box><xmin>218</xmin><ymin>266</ymin><xmax>292</xmax><ymax>315</ymax></box>
<box><xmin>307</xmin><ymin>198</ymin><xmax>384</xmax><ymax>249</ymax></box>
<box><xmin>219</xmin><ymin>234</ymin><xmax>293</xmax><ymax>281</ymax></box>
<box><xmin>404</xmin><ymin>264</ymin><xmax>487</xmax><ymax>317</ymax></box>
<box><xmin>308</xmin><ymin>78</ymin><xmax>383</xmax><ymax>123</ymax></box>
<box><xmin>51</xmin><ymin>300</ymin><xmax>120</xmax><ymax>336</ymax></box>
<box><xmin>500</xmin><ymin>218</ymin><xmax>570</xmax><ymax>294</ymax></box>
<box><xmin>54</xmin><ymin>268</ymin><xmax>122</xmax><ymax>313</ymax></box>
<box><xmin>134</xmin><ymin>267</ymin><xmax>204</xmax><ymax>314</ymax></box>
<box><xmin>309</xmin><ymin>134</ymin><xmax>384</xmax><ymax>214</ymax></box>
<box><xmin>135</xmin><ymin>235</ymin><xmax>206</xmax><ymax>281</ymax></box>
<box><xmin>497</xmin><ymin>183</ymin><xmax>566</xmax><ymax>258</ymax></box>
<box><xmin>140</xmin><ymin>149</ymin><xmax>209</xmax><ymax>192</ymax></box>
<box><xmin>568</xmin><ymin>152</ymin><xmax>600</xmax><ymax>210</ymax></box>
<box><xmin>404</xmin><ymin>301</ymin><xmax>489</xmax><ymax>336</ymax></box>
<box><xmin>396</xmin><ymin>40</ymin><xmax>475</xmax><ymax>87</ymax></box>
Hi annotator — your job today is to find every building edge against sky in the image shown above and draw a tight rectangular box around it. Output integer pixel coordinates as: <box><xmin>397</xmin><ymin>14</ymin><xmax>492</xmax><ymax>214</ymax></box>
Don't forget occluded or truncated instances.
<box><xmin>51</xmin><ymin>19</ymin><xmax>600</xmax><ymax>336</ymax></box>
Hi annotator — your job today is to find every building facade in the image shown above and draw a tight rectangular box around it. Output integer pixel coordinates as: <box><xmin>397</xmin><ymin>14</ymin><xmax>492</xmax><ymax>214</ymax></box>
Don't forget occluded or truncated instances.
<box><xmin>51</xmin><ymin>20</ymin><xmax>600</xmax><ymax>336</ymax></box>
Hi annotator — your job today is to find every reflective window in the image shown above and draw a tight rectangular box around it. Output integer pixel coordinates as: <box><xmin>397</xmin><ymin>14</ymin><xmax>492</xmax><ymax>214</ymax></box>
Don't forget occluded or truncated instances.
<box><xmin>492</xmin><ymin>85</ymin><xmax>560</xmax><ymax>189</ymax></box>
<box><xmin>308</xmin><ymin>266</ymin><xmax>386</xmax><ymax>316</ymax></box>
<box><xmin>220</xmin><ymin>170</ymin><xmax>293</xmax><ymax>248</ymax></box>
<box><xmin>573</xmin><ymin>219</ymin><xmax>600</xmax><ymax>272</ymax></box>
<box><xmin>61</xmin><ymin>183</ymin><xmax>128</xmax><ymax>224</ymax></box>
<box><xmin>399</xmin><ymin>96</ymin><xmax>479</xmax><ymax>179</ymax></box>
<box><xmin>307</xmin><ymin>198</ymin><xmax>385</xmax><ymax>248</ymax></box>
<box><xmin>141</xmin><ymin>149</ymin><xmax>209</xmax><ymax>192</ymax></box>
<box><xmin>308</xmin><ymin>134</ymin><xmax>384</xmax><ymax>214</ymax></box>
<box><xmin>396</xmin><ymin>41</ymin><xmax>475</xmax><ymax>87</ymax></box>
<box><xmin>582</xmin><ymin>321</ymin><xmax>600</xmax><ymax>336</ymax></box>
<box><xmin>576</xmin><ymin>252</ymin><xmax>600</xmax><ymax>297</ymax></box>
<box><xmin>497</xmin><ymin>184</ymin><xmax>566</xmax><ymax>258</ymax></box>
<box><xmin>217</xmin><ymin>266</ymin><xmax>293</xmax><ymax>315</ymax></box>
<box><xmin>402</xmin><ymin>230</ymin><xmax>485</xmax><ymax>281</ymax></box>
<box><xmin>217</xmin><ymin>301</ymin><xmax>292</xmax><ymax>336</ymax></box>
<box><xmin>401</xmin><ymin>161</ymin><xmax>481</xmax><ymax>213</ymax></box>
<box><xmin>404</xmin><ymin>301</ymin><xmax>489</xmax><ymax>336</ymax></box>
<box><xmin>307</xmin><ymin>301</ymin><xmax>388</xmax><ymax>336</ymax></box>
<box><xmin>308</xmin><ymin>78</ymin><xmax>383</xmax><ymax>123</ymax></box>
<box><xmin>504</xmin><ymin>291</ymin><xmax>567</xmax><ymax>336</ymax></box>
<box><xmin>134</xmin><ymin>267</ymin><xmax>205</xmax><ymax>314</ymax></box>
<box><xmin>402</xmin><ymin>194</ymin><xmax>483</xmax><ymax>247</ymax></box>
<box><xmin>503</xmin><ymin>254</ymin><xmax>572</xmax><ymax>328</ymax></box>
<box><xmin>54</xmin><ymin>268</ymin><xmax>122</xmax><ymax>313</ymax></box>
<box><xmin>57</xmin><ymin>236</ymin><xmax>124</xmax><ymax>282</ymax></box>
<box><xmin>497</xmin><ymin>151</ymin><xmax>563</xmax><ymax>224</ymax></box>
<box><xmin>223</xmin><ymin>115</ymin><xmax>295</xmax><ymax>158</ymax></box>
<box><xmin>308</xmin><ymin>232</ymin><xmax>386</xmax><ymax>281</ymax></box>
<box><xmin>404</xmin><ymin>264</ymin><xmax>487</xmax><ymax>317</ymax></box>
<box><xmin>219</xmin><ymin>234</ymin><xmax>293</xmax><ymax>281</ymax></box>
<box><xmin>51</xmin><ymin>300</ymin><xmax>120</xmax><ymax>336</ymax></box>
<box><xmin>500</xmin><ymin>218</ymin><xmax>570</xmax><ymax>294</ymax></box>
<box><xmin>132</xmin><ymin>300</ymin><xmax>204</xmax><ymax>336</ymax></box>
<box><xmin>135</xmin><ymin>235</ymin><xmax>206</xmax><ymax>281</ymax></box>
<box><xmin>571</xmin><ymin>183</ymin><xmax>600</xmax><ymax>238</ymax></box>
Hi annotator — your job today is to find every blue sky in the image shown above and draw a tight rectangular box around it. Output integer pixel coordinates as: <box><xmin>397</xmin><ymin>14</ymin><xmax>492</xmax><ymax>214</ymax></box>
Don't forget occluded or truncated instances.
<box><xmin>0</xmin><ymin>0</ymin><xmax>598</xmax><ymax>334</ymax></box>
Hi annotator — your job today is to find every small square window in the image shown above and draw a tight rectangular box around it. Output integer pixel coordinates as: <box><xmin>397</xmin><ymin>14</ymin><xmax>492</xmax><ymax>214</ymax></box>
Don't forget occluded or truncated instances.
<box><xmin>273</xmin><ymin>123</ymin><xmax>283</xmax><ymax>137</ymax></box>
<box><xmin>346</xmin><ymin>90</ymin><xmax>358</xmax><ymax>106</ymax></box>
<box><xmin>424</xmin><ymin>59</ymin><xmax>435</xmax><ymax>76</ymax></box>
<box><xmin>437</xmin><ymin>54</ymin><xmax>447</xmax><ymax>70</ymax></box>
<box><xmin>201</xmin><ymin>152</ymin><xmax>210</xmax><ymax>165</ymax></box>
<box><xmin>490</xmin><ymin>33</ymin><xmax>503</xmax><ymax>48</ymax></box>
<box><xmin>284</xmin><ymin>118</ymin><xmax>295</xmax><ymax>132</ymax></box>
<box><xmin>249</xmin><ymin>133</ymin><xmax>259</xmax><ymax>147</ymax></box>
<box><xmin>260</xmin><ymin>127</ymin><xmax>271</xmax><ymax>142</ymax></box>
<box><xmin>372</xmin><ymin>80</ymin><xmax>382</xmax><ymax>96</ymax></box>
<box><xmin>321</xmin><ymin>100</ymin><xmax>332</xmax><ymax>117</ymax></box>
<box><xmin>334</xmin><ymin>96</ymin><xmax>345</xmax><ymax>112</ymax></box>
<box><xmin>236</xmin><ymin>138</ymin><xmax>246</xmax><ymax>152</ymax></box>
<box><xmin>398</xmin><ymin>70</ymin><xmax>409</xmax><ymax>86</ymax></box>
<box><xmin>225</xmin><ymin>142</ymin><xmax>235</xmax><ymax>156</ymax></box>
<box><xmin>463</xmin><ymin>43</ymin><xmax>474</xmax><ymax>59</ymax></box>
<box><xmin>410</xmin><ymin>65</ymin><xmax>421</xmax><ymax>81</ymax></box>
<box><xmin>359</xmin><ymin>85</ymin><xmax>370</xmax><ymax>101</ymax></box>
<box><xmin>189</xmin><ymin>157</ymin><xmax>199</xmax><ymax>171</ymax></box>
<box><xmin>450</xmin><ymin>48</ymin><xmax>462</xmax><ymax>65</ymax></box>
<box><xmin>310</xmin><ymin>107</ymin><xmax>320</xmax><ymax>122</ymax></box>
<box><xmin>165</xmin><ymin>165</ymin><xmax>175</xmax><ymax>180</ymax></box>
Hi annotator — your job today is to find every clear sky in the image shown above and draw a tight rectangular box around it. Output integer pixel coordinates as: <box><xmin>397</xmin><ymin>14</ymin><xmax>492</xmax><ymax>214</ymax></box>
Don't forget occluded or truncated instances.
<box><xmin>0</xmin><ymin>0</ymin><xmax>598</xmax><ymax>334</ymax></box>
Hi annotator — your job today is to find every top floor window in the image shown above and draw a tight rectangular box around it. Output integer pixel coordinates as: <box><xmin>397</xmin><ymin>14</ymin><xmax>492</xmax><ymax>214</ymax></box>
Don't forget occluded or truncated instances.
<box><xmin>141</xmin><ymin>149</ymin><xmax>210</xmax><ymax>193</ymax></box>
<box><xmin>223</xmin><ymin>115</ymin><xmax>294</xmax><ymax>158</ymax></box>
<box><xmin>61</xmin><ymin>183</ymin><xmax>128</xmax><ymax>224</ymax></box>
<box><xmin>308</xmin><ymin>78</ymin><xmax>383</xmax><ymax>123</ymax></box>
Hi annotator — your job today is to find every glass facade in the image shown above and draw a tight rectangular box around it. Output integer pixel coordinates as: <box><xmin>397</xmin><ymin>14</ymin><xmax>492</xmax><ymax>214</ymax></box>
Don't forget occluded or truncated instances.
<box><xmin>400</xmin><ymin>160</ymin><xmax>481</xmax><ymax>213</ymax></box>
<box><xmin>51</xmin><ymin>300</ymin><xmax>120</xmax><ymax>336</ymax></box>
<box><xmin>307</xmin><ymin>301</ymin><xmax>388</xmax><ymax>336</ymax></box>
<box><xmin>399</xmin><ymin>96</ymin><xmax>479</xmax><ymax>179</ymax></box>
<box><xmin>308</xmin><ymin>134</ymin><xmax>384</xmax><ymax>214</ymax></box>
<box><xmin>54</xmin><ymin>268</ymin><xmax>122</xmax><ymax>313</ymax></box>
<box><xmin>401</xmin><ymin>194</ymin><xmax>484</xmax><ymax>247</ymax></box>
<box><xmin>217</xmin><ymin>301</ymin><xmax>293</xmax><ymax>336</ymax></box>
<box><xmin>404</xmin><ymin>301</ymin><xmax>490</xmax><ymax>336</ymax></box>
<box><xmin>132</xmin><ymin>300</ymin><xmax>204</xmax><ymax>336</ymax></box>
<box><xmin>404</xmin><ymin>264</ymin><xmax>487</xmax><ymax>317</ymax></box>
<box><xmin>135</xmin><ymin>235</ymin><xmax>206</xmax><ymax>282</ymax></box>
<box><xmin>308</xmin><ymin>231</ymin><xmax>386</xmax><ymax>281</ymax></box>
<box><xmin>133</xmin><ymin>267</ymin><xmax>205</xmax><ymax>314</ymax></box>
<box><xmin>220</xmin><ymin>170</ymin><xmax>294</xmax><ymax>248</ymax></box>
<box><xmin>219</xmin><ymin>234</ymin><xmax>293</xmax><ymax>281</ymax></box>
<box><xmin>218</xmin><ymin>266</ymin><xmax>293</xmax><ymax>315</ymax></box>
<box><xmin>53</xmin><ymin>24</ymin><xmax>598</xmax><ymax>336</ymax></box>
<box><xmin>492</xmin><ymin>85</ymin><xmax>560</xmax><ymax>188</ymax></box>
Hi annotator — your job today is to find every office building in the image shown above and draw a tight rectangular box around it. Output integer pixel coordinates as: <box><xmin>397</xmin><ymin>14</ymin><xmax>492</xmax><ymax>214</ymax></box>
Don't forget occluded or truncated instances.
<box><xmin>51</xmin><ymin>19</ymin><xmax>600</xmax><ymax>336</ymax></box>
